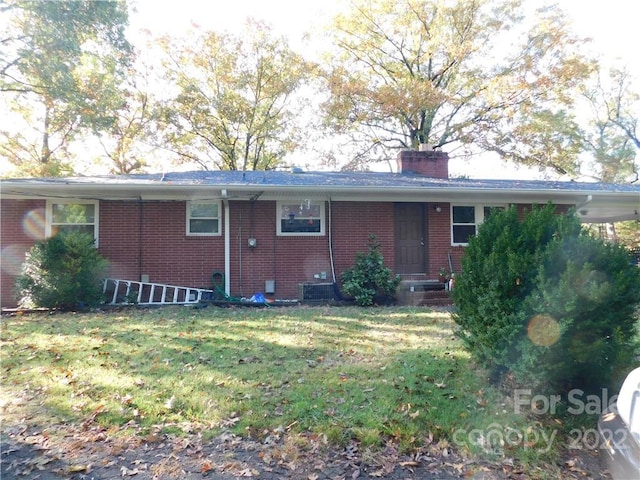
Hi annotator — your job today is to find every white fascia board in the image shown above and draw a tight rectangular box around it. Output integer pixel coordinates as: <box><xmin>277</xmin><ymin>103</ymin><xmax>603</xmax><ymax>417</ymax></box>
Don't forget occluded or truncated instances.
<box><xmin>253</xmin><ymin>187</ymin><xmax>635</xmax><ymax>206</ymax></box>
<box><xmin>1</xmin><ymin>180</ymin><xmax>637</xmax><ymax>208</ymax></box>
<box><xmin>0</xmin><ymin>183</ymin><xmax>228</xmax><ymax>201</ymax></box>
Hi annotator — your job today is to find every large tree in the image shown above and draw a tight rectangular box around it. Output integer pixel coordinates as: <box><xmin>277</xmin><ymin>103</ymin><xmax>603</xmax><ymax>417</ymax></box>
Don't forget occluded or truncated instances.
<box><xmin>0</xmin><ymin>0</ymin><xmax>132</xmax><ymax>176</ymax></box>
<box><xmin>580</xmin><ymin>66</ymin><xmax>639</xmax><ymax>247</ymax></box>
<box><xmin>156</xmin><ymin>21</ymin><xmax>311</xmax><ymax>171</ymax></box>
<box><xmin>93</xmin><ymin>57</ymin><xmax>163</xmax><ymax>175</ymax></box>
<box><xmin>605</xmin><ymin>68</ymin><xmax>640</xmax><ymax>150</ymax></box>
<box><xmin>581</xmin><ymin>67</ymin><xmax>639</xmax><ymax>183</ymax></box>
<box><xmin>321</xmin><ymin>0</ymin><xmax>594</xmax><ymax>173</ymax></box>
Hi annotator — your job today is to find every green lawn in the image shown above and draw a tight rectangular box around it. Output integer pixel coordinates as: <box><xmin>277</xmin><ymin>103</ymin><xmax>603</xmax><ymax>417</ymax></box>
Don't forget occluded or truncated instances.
<box><xmin>1</xmin><ymin>305</ymin><xmax>565</xmax><ymax>475</ymax></box>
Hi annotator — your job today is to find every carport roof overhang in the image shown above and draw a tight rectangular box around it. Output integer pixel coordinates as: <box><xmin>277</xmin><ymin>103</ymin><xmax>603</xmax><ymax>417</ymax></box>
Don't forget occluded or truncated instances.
<box><xmin>1</xmin><ymin>177</ymin><xmax>638</xmax><ymax>223</ymax></box>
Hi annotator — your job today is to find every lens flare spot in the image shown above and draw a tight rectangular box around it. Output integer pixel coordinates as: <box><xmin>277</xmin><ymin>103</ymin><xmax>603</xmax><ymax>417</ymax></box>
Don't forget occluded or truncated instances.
<box><xmin>527</xmin><ymin>315</ymin><xmax>560</xmax><ymax>347</ymax></box>
<box><xmin>1</xmin><ymin>244</ymin><xmax>29</xmax><ymax>276</ymax></box>
<box><xmin>22</xmin><ymin>209</ymin><xmax>46</xmax><ymax>240</ymax></box>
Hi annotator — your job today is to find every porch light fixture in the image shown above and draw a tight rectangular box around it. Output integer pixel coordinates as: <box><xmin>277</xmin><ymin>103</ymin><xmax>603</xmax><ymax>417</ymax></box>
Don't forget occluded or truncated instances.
<box><xmin>434</xmin><ymin>205</ymin><xmax>442</xmax><ymax>213</ymax></box>
<box><xmin>248</xmin><ymin>237</ymin><xmax>257</xmax><ymax>248</ymax></box>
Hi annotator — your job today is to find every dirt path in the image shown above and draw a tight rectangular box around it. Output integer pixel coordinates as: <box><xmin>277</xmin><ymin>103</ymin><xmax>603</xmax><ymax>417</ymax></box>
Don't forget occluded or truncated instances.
<box><xmin>1</xmin><ymin>422</ymin><xmax>467</xmax><ymax>479</ymax></box>
<box><xmin>1</xmin><ymin>379</ymin><xmax>609</xmax><ymax>479</ymax></box>
<box><xmin>1</xmin><ymin>419</ymin><xmax>610</xmax><ymax>480</ymax></box>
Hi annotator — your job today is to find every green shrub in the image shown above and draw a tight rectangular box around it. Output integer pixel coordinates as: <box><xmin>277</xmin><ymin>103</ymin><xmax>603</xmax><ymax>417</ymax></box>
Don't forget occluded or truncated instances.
<box><xmin>452</xmin><ymin>204</ymin><xmax>640</xmax><ymax>395</ymax></box>
<box><xmin>452</xmin><ymin>205</ymin><xmax>570</xmax><ymax>370</ymax></box>
<box><xmin>516</xmin><ymin>234</ymin><xmax>640</xmax><ymax>393</ymax></box>
<box><xmin>15</xmin><ymin>231</ymin><xmax>109</xmax><ymax>310</ymax></box>
<box><xmin>340</xmin><ymin>234</ymin><xmax>401</xmax><ymax>306</ymax></box>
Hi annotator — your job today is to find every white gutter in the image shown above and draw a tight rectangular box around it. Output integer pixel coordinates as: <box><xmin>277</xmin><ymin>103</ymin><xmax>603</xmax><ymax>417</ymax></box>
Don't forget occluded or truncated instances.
<box><xmin>222</xmin><ymin>189</ymin><xmax>231</xmax><ymax>297</ymax></box>
<box><xmin>1</xmin><ymin>180</ymin><xmax>638</xmax><ymax>201</ymax></box>
<box><xmin>2</xmin><ymin>179</ymin><xmax>638</xmax><ymax>224</ymax></box>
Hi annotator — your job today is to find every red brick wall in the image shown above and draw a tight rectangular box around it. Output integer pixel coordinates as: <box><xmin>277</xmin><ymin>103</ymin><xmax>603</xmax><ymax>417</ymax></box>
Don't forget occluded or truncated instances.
<box><xmin>228</xmin><ymin>200</ymin><xmax>395</xmax><ymax>299</ymax></box>
<box><xmin>331</xmin><ymin>201</ymin><xmax>395</xmax><ymax>289</ymax></box>
<box><xmin>99</xmin><ymin>200</ymin><xmax>226</xmax><ymax>290</ymax></box>
<box><xmin>0</xmin><ymin>199</ymin><xmax>395</xmax><ymax>303</ymax></box>
<box><xmin>426</xmin><ymin>202</ymin><xmax>457</xmax><ymax>276</ymax></box>
<box><xmin>1</xmin><ymin>199</ymin><xmax>46</xmax><ymax>307</ymax></box>
<box><xmin>0</xmin><ymin>198</ymin><xmax>576</xmax><ymax>307</ymax></box>
<box><xmin>444</xmin><ymin>203</ymin><xmax>575</xmax><ymax>276</ymax></box>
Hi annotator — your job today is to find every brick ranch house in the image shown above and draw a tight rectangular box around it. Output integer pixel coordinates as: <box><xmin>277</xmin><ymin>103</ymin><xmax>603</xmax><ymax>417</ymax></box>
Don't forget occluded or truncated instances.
<box><xmin>1</xmin><ymin>149</ymin><xmax>639</xmax><ymax>308</ymax></box>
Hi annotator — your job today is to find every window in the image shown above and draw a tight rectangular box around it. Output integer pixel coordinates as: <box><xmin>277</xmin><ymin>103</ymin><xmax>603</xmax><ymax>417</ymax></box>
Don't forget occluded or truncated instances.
<box><xmin>277</xmin><ymin>200</ymin><xmax>325</xmax><ymax>235</ymax></box>
<box><xmin>187</xmin><ymin>201</ymin><xmax>220</xmax><ymax>235</ymax></box>
<box><xmin>451</xmin><ymin>204</ymin><xmax>504</xmax><ymax>245</ymax></box>
<box><xmin>47</xmin><ymin>200</ymin><xmax>99</xmax><ymax>243</ymax></box>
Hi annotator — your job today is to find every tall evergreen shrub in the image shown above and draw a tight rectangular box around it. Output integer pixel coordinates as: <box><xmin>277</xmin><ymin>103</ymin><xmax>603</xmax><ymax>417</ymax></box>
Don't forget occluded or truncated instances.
<box><xmin>15</xmin><ymin>231</ymin><xmax>109</xmax><ymax>310</ymax></box>
<box><xmin>452</xmin><ymin>204</ymin><xmax>640</xmax><ymax>395</ymax></box>
<box><xmin>517</xmin><ymin>234</ymin><xmax>640</xmax><ymax>392</ymax></box>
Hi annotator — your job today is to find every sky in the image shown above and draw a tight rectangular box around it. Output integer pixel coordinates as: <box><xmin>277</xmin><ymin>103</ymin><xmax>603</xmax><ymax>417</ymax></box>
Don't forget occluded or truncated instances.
<box><xmin>1</xmin><ymin>1</ymin><xmax>636</xmax><ymax>179</ymax></box>
<box><xmin>126</xmin><ymin>0</ymin><xmax>639</xmax><ymax>180</ymax></box>
<box><xmin>127</xmin><ymin>0</ymin><xmax>639</xmax><ymax>79</ymax></box>
<box><xmin>128</xmin><ymin>0</ymin><xmax>637</xmax><ymax>66</ymax></box>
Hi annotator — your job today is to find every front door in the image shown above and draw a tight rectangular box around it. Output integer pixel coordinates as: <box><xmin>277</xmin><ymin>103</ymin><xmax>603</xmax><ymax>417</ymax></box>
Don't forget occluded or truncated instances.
<box><xmin>394</xmin><ymin>203</ymin><xmax>425</xmax><ymax>274</ymax></box>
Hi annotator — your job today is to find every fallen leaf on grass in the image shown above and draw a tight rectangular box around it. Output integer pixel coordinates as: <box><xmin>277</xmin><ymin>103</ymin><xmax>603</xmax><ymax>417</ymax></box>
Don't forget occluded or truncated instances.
<box><xmin>239</xmin><ymin>356</ymin><xmax>260</xmax><ymax>364</ymax></box>
<box><xmin>443</xmin><ymin>461</ymin><xmax>465</xmax><ymax>472</ymax></box>
<box><xmin>27</xmin><ymin>455</ymin><xmax>55</xmax><ymax>470</ymax></box>
<box><xmin>121</xmin><ymin>465</ymin><xmax>139</xmax><ymax>476</ymax></box>
<box><xmin>221</xmin><ymin>413</ymin><xmax>241</xmax><ymax>427</ymax></box>
<box><xmin>237</xmin><ymin>467</ymin><xmax>259</xmax><ymax>476</ymax></box>
<box><xmin>67</xmin><ymin>464</ymin><xmax>91</xmax><ymax>473</ymax></box>
<box><xmin>82</xmin><ymin>404</ymin><xmax>106</xmax><ymax>428</ymax></box>
<box><xmin>164</xmin><ymin>396</ymin><xmax>176</xmax><ymax>410</ymax></box>
<box><xmin>565</xmin><ymin>457</ymin><xmax>589</xmax><ymax>475</ymax></box>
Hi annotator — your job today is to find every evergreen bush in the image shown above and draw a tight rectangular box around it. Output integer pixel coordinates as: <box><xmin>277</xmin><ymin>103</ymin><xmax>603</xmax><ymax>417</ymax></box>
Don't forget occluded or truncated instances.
<box><xmin>516</xmin><ymin>233</ymin><xmax>640</xmax><ymax>393</ymax></box>
<box><xmin>341</xmin><ymin>234</ymin><xmax>401</xmax><ymax>306</ymax></box>
<box><xmin>15</xmin><ymin>231</ymin><xmax>109</xmax><ymax>310</ymax></box>
<box><xmin>452</xmin><ymin>204</ymin><xmax>640</xmax><ymax>395</ymax></box>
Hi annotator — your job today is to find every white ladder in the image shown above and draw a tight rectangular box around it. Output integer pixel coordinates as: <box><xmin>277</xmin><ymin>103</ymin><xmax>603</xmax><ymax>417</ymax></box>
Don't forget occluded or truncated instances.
<box><xmin>103</xmin><ymin>278</ymin><xmax>213</xmax><ymax>305</ymax></box>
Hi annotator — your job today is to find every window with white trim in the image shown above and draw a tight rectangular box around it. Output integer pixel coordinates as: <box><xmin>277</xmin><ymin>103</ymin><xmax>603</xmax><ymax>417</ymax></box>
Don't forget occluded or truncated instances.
<box><xmin>451</xmin><ymin>204</ymin><xmax>505</xmax><ymax>245</ymax></box>
<box><xmin>187</xmin><ymin>201</ymin><xmax>221</xmax><ymax>235</ymax></box>
<box><xmin>277</xmin><ymin>200</ymin><xmax>325</xmax><ymax>235</ymax></box>
<box><xmin>47</xmin><ymin>200</ymin><xmax>99</xmax><ymax>243</ymax></box>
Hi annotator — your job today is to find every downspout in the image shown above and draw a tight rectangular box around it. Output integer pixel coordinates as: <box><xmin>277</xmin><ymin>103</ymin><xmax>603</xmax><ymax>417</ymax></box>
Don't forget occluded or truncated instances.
<box><xmin>222</xmin><ymin>189</ymin><xmax>231</xmax><ymax>296</ymax></box>
<box><xmin>238</xmin><ymin>207</ymin><xmax>243</xmax><ymax>297</ymax></box>
<box><xmin>328</xmin><ymin>197</ymin><xmax>345</xmax><ymax>300</ymax></box>
<box><xmin>576</xmin><ymin>194</ymin><xmax>593</xmax><ymax>215</ymax></box>
<box><xmin>329</xmin><ymin>197</ymin><xmax>336</xmax><ymax>282</ymax></box>
<box><xmin>138</xmin><ymin>197</ymin><xmax>143</xmax><ymax>279</ymax></box>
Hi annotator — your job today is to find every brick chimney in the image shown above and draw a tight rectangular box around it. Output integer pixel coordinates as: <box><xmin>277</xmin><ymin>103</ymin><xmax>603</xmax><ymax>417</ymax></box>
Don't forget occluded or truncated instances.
<box><xmin>397</xmin><ymin>145</ymin><xmax>449</xmax><ymax>178</ymax></box>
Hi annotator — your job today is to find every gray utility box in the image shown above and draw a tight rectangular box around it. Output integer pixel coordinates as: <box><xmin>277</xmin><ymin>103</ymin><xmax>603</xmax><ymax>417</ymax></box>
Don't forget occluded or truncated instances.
<box><xmin>265</xmin><ymin>280</ymin><xmax>275</xmax><ymax>294</ymax></box>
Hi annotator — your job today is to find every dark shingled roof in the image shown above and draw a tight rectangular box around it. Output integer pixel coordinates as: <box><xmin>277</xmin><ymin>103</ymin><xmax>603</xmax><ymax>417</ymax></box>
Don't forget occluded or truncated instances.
<box><xmin>2</xmin><ymin>169</ymin><xmax>638</xmax><ymax>223</ymax></box>
<box><xmin>12</xmin><ymin>169</ymin><xmax>638</xmax><ymax>194</ymax></box>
